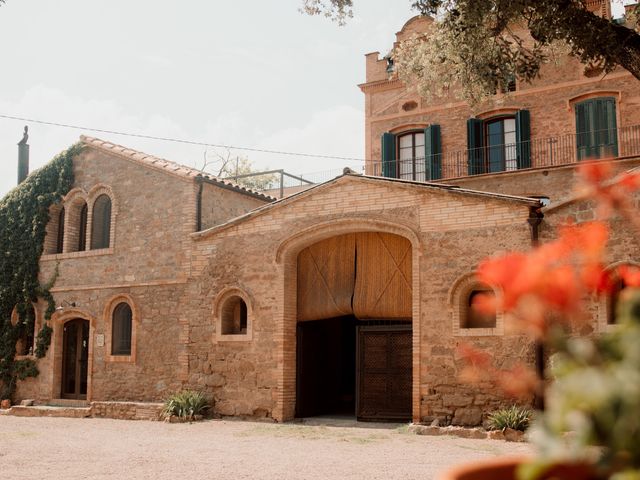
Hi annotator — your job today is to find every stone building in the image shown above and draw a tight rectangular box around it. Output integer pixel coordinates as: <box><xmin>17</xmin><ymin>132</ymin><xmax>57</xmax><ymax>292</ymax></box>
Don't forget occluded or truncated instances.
<box><xmin>8</xmin><ymin>3</ymin><xmax>640</xmax><ymax>425</ymax></box>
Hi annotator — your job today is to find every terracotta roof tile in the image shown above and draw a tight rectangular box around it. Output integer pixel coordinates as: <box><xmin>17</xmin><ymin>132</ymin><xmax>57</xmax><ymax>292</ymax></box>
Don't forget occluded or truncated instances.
<box><xmin>79</xmin><ymin>135</ymin><xmax>274</xmax><ymax>201</ymax></box>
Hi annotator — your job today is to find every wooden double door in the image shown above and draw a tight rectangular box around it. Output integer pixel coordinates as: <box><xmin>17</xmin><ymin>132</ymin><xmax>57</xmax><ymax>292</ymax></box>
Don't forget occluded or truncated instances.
<box><xmin>61</xmin><ymin>319</ymin><xmax>90</xmax><ymax>399</ymax></box>
<box><xmin>356</xmin><ymin>324</ymin><xmax>412</xmax><ymax>421</ymax></box>
<box><xmin>296</xmin><ymin>318</ymin><xmax>412</xmax><ymax>422</ymax></box>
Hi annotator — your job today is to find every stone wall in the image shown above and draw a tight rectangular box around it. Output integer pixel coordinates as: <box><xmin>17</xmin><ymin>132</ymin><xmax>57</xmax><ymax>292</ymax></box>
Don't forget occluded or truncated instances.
<box><xmin>183</xmin><ymin>175</ymin><xmax>539</xmax><ymax>424</ymax></box>
<box><xmin>439</xmin><ymin>157</ymin><xmax>640</xmax><ymax>203</ymax></box>
<box><xmin>200</xmin><ymin>181</ymin><xmax>268</xmax><ymax>231</ymax></box>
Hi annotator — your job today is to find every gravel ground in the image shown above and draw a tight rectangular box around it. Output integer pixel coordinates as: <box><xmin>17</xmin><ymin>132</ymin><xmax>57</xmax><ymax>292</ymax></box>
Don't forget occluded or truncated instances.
<box><xmin>0</xmin><ymin>416</ymin><xmax>533</xmax><ymax>480</ymax></box>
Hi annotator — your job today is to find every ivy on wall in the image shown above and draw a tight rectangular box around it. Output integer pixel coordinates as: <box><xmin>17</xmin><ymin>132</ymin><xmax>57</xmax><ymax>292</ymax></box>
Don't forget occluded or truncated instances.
<box><xmin>0</xmin><ymin>143</ymin><xmax>80</xmax><ymax>400</ymax></box>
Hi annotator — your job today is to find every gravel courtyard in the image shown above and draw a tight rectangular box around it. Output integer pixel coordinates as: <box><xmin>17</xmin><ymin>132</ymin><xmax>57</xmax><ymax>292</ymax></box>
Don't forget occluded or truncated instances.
<box><xmin>0</xmin><ymin>416</ymin><xmax>532</xmax><ymax>479</ymax></box>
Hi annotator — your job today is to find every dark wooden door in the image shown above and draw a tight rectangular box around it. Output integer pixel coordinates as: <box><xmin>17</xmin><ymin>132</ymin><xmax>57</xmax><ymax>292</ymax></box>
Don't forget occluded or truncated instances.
<box><xmin>356</xmin><ymin>325</ymin><xmax>412</xmax><ymax>421</ymax></box>
<box><xmin>61</xmin><ymin>319</ymin><xmax>89</xmax><ymax>399</ymax></box>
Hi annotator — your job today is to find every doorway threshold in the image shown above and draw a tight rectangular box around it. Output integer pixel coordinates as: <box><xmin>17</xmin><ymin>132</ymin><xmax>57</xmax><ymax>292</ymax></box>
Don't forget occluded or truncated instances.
<box><xmin>295</xmin><ymin>414</ymin><xmax>402</xmax><ymax>429</ymax></box>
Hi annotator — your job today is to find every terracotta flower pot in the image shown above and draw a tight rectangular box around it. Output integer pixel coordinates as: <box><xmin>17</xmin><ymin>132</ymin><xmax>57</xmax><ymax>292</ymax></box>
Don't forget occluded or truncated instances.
<box><xmin>0</xmin><ymin>399</ymin><xmax>11</xmax><ymax>410</ymax></box>
<box><xmin>438</xmin><ymin>457</ymin><xmax>598</xmax><ymax>480</ymax></box>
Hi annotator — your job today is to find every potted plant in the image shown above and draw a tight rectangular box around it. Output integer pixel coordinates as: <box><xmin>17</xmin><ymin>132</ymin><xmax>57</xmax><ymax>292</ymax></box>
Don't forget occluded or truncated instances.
<box><xmin>441</xmin><ymin>163</ymin><xmax>640</xmax><ymax>480</ymax></box>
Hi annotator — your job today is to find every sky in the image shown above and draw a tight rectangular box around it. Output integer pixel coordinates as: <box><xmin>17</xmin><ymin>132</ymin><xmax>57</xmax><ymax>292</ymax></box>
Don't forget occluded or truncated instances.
<box><xmin>0</xmin><ymin>0</ymin><xmax>416</xmax><ymax>197</ymax></box>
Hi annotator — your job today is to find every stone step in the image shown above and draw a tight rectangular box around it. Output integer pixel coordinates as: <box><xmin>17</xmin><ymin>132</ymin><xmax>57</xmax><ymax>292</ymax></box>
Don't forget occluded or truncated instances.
<box><xmin>46</xmin><ymin>398</ymin><xmax>90</xmax><ymax>408</ymax></box>
<box><xmin>5</xmin><ymin>405</ymin><xmax>92</xmax><ymax>418</ymax></box>
<box><xmin>1</xmin><ymin>400</ymin><xmax>164</xmax><ymax>421</ymax></box>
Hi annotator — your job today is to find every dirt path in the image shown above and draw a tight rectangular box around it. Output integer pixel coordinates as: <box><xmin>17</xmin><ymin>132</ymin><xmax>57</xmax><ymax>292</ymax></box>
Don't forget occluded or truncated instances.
<box><xmin>0</xmin><ymin>416</ymin><xmax>532</xmax><ymax>479</ymax></box>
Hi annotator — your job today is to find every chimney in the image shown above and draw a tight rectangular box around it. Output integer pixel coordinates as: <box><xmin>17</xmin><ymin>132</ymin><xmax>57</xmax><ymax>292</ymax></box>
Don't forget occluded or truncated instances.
<box><xmin>17</xmin><ymin>126</ymin><xmax>29</xmax><ymax>184</ymax></box>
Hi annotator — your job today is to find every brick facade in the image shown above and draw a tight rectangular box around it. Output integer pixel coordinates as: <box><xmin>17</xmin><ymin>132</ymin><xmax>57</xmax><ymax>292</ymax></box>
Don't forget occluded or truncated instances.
<box><xmin>10</xmin><ymin>8</ymin><xmax>640</xmax><ymax>426</ymax></box>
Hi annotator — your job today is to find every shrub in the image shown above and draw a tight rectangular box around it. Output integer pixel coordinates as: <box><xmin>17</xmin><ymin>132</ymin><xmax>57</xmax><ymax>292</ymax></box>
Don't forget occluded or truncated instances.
<box><xmin>487</xmin><ymin>405</ymin><xmax>532</xmax><ymax>431</ymax></box>
<box><xmin>161</xmin><ymin>390</ymin><xmax>210</xmax><ymax>421</ymax></box>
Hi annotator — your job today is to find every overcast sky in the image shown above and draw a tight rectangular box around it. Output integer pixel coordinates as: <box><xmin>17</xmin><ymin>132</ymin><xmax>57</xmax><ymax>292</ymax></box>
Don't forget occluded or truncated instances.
<box><xmin>0</xmin><ymin>0</ymin><xmax>416</xmax><ymax>197</ymax></box>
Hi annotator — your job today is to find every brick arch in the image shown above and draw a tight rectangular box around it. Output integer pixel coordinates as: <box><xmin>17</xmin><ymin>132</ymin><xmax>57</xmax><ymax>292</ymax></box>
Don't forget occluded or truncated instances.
<box><xmin>273</xmin><ymin>217</ymin><xmax>422</xmax><ymax>423</ymax></box>
<box><xmin>597</xmin><ymin>260</ymin><xmax>640</xmax><ymax>331</ymax></box>
<box><xmin>448</xmin><ymin>272</ymin><xmax>503</xmax><ymax>336</ymax></box>
<box><xmin>87</xmin><ymin>184</ymin><xmax>117</xmax><ymax>251</ymax></box>
<box><xmin>62</xmin><ymin>189</ymin><xmax>89</xmax><ymax>253</ymax></box>
<box><xmin>275</xmin><ymin>218</ymin><xmax>420</xmax><ymax>264</ymax></box>
<box><xmin>212</xmin><ymin>286</ymin><xmax>255</xmax><ymax>342</ymax></box>
<box><xmin>103</xmin><ymin>293</ymin><xmax>138</xmax><ymax>362</ymax></box>
<box><xmin>49</xmin><ymin>307</ymin><xmax>96</xmax><ymax>401</ymax></box>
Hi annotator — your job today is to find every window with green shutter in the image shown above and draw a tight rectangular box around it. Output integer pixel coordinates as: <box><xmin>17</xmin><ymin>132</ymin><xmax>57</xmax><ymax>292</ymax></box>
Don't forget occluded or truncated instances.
<box><xmin>381</xmin><ymin>126</ymin><xmax>442</xmax><ymax>181</ymax></box>
<box><xmin>467</xmin><ymin>110</ymin><xmax>530</xmax><ymax>175</ymax></box>
<box><xmin>575</xmin><ymin>97</ymin><xmax>618</xmax><ymax>160</ymax></box>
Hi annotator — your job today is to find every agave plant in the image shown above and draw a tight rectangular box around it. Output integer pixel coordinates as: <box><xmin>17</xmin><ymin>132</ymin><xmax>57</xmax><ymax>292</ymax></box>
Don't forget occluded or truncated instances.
<box><xmin>161</xmin><ymin>390</ymin><xmax>210</xmax><ymax>421</ymax></box>
<box><xmin>487</xmin><ymin>405</ymin><xmax>532</xmax><ymax>432</ymax></box>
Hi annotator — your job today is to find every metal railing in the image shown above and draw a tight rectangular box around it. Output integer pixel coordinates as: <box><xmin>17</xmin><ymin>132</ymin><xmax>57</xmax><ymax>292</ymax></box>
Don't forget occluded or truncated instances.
<box><xmin>224</xmin><ymin>169</ymin><xmax>316</xmax><ymax>199</ymax></box>
<box><xmin>229</xmin><ymin>125</ymin><xmax>640</xmax><ymax>198</ymax></box>
<box><xmin>367</xmin><ymin>125</ymin><xmax>640</xmax><ymax>182</ymax></box>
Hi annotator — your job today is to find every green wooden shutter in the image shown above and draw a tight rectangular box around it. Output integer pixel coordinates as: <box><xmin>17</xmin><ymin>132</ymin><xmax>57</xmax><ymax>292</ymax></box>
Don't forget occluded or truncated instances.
<box><xmin>467</xmin><ymin>118</ymin><xmax>484</xmax><ymax>175</ymax></box>
<box><xmin>424</xmin><ymin>124</ymin><xmax>442</xmax><ymax>180</ymax></box>
<box><xmin>596</xmin><ymin>97</ymin><xmax>618</xmax><ymax>157</ymax></box>
<box><xmin>381</xmin><ymin>133</ymin><xmax>396</xmax><ymax>178</ymax></box>
<box><xmin>576</xmin><ymin>100</ymin><xmax>593</xmax><ymax>160</ymax></box>
<box><xmin>515</xmin><ymin>109</ymin><xmax>531</xmax><ymax>169</ymax></box>
<box><xmin>576</xmin><ymin>98</ymin><xmax>618</xmax><ymax>160</ymax></box>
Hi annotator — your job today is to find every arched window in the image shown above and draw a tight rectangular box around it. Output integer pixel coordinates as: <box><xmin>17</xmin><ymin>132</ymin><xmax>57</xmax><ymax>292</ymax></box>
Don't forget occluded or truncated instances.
<box><xmin>111</xmin><ymin>302</ymin><xmax>132</xmax><ymax>355</ymax></box>
<box><xmin>56</xmin><ymin>207</ymin><xmax>65</xmax><ymax>254</ymax></box>
<box><xmin>78</xmin><ymin>203</ymin><xmax>88</xmax><ymax>251</ymax></box>
<box><xmin>221</xmin><ymin>296</ymin><xmax>248</xmax><ymax>335</ymax></box>
<box><xmin>91</xmin><ymin>194</ymin><xmax>112</xmax><ymax>250</ymax></box>
<box><xmin>608</xmin><ymin>277</ymin><xmax>626</xmax><ymax>325</ymax></box>
<box><xmin>463</xmin><ymin>288</ymin><xmax>497</xmax><ymax>329</ymax></box>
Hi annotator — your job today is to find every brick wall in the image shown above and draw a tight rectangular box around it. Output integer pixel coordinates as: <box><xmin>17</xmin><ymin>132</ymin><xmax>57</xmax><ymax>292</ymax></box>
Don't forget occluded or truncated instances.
<box><xmin>182</xmin><ymin>176</ymin><xmax>538</xmax><ymax>423</ymax></box>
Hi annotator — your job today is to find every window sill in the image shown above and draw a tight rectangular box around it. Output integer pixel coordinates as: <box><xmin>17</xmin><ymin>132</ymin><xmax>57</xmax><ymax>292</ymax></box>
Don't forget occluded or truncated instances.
<box><xmin>42</xmin><ymin>248</ymin><xmax>114</xmax><ymax>261</ymax></box>
<box><xmin>216</xmin><ymin>332</ymin><xmax>253</xmax><ymax>342</ymax></box>
<box><xmin>106</xmin><ymin>354</ymin><xmax>135</xmax><ymax>363</ymax></box>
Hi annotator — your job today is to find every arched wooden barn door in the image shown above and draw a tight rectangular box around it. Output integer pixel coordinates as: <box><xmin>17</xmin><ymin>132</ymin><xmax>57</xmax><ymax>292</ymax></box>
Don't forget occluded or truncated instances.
<box><xmin>296</xmin><ymin>232</ymin><xmax>412</xmax><ymax>421</ymax></box>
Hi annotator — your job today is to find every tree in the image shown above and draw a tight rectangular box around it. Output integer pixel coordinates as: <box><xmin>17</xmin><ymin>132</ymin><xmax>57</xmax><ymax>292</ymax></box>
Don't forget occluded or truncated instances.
<box><xmin>199</xmin><ymin>148</ymin><xmax>277</xmax><ymax>191</ymax></box>
<box><xmin>302</xmin><ymin>1</ymin><xmax>640</xmax><ymax>104</ymax></box>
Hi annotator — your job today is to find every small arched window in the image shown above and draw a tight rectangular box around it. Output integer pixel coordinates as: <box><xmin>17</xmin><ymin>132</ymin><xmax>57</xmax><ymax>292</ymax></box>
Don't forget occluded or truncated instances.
<box><xmin>608</xmin><ymin>277</ymin><xmax>626</xmax><ymax>325</ymax></box>
<box><xmin>56</xmin><ymin>207</ymin><xmax>65</xmax><ymax>254</ymax></box>
<box><xmin>112</xmin><ymin>302</ymin><xmax>132</xmax><ymax>355</ymax></box>
<box><xmin>463</xmin><ymin>288</ymin><xmax>497</xmax><ymax>329</ymax></box>
<box><xmin>78</xmin><ymin>203</ymin><xmax>88</xmax><ymax>251</ymax></box>
<box><xmin>221</xmin><ymin>296</ymin><xmax>248</xmax><ymax>335</ymax></box>
<box><xmin>91</xmin><ymin>194</ymin><xmax>112</xmax><ymax>250</ymax></box>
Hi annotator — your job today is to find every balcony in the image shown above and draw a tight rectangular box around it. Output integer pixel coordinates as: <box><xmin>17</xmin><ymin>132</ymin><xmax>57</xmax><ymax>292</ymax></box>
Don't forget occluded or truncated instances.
<box><xmin>225</xmin><ymin>126</ymin><xmax>640</xmax><ymax>199</ymax></box>
<box><xmin>367</xmin><ymin>125</ymin><xmax>639</xmax><ymax>182</ymax></box>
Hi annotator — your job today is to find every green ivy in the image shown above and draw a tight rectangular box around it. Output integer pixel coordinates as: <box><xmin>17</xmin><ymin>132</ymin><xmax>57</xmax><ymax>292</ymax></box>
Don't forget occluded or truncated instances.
<box><xmin>0</xmin><ymin>143</ymin><xmax>79</xmax><ymax>400</ymax></box>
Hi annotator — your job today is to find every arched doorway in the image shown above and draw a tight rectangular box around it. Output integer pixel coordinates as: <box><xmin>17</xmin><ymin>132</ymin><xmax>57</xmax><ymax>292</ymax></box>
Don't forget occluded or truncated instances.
<box><xmin>61</xmin><ymin>319</ymin><xmax>90</xmax><ymax>399</ymax></box>
<box><xmin>295</xmin><ymin>232</ymin><xmax>413</xmax><ymax>421</ymax></box>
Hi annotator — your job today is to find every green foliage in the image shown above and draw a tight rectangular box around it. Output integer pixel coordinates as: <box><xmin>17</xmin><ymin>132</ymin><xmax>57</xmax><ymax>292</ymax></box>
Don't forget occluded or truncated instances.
<box><xmin>161</xmin><ymin>390</ymin><xmax>211</xmax><ymax>421</ymax></box>
<box><xmin>522</xmin><ymin>289</ymin><xmax>640</xmax><ymax>480</ymax></box>
<box><xmin>305</xmin><ymin>1</ymin><xmax>640</xmax><ymax>104</ymax></box>
<box><xmin>0</xmin><ymin>144</ymin><xmax>79</xmax><ymax>400</ymax></box>
<box><xmin>487</xmin><ymin>405</ymin><xmax>532</xmax><ymax>432</ymax></box>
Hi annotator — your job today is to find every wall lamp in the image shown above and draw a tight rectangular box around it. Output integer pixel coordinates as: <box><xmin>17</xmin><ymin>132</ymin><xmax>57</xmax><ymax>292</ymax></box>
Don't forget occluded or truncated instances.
<box><xmin>55</xmin><ymin>300</ymin><xmax>77</xmax><ymax>311</ymax></box>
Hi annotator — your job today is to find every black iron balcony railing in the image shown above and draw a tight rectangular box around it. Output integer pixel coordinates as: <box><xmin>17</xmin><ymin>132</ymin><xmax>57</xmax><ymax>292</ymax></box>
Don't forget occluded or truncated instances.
<box><xmin>368</xmin><ymin>125</ymin><xmax>640</xmax><ymax>182</ymax></box>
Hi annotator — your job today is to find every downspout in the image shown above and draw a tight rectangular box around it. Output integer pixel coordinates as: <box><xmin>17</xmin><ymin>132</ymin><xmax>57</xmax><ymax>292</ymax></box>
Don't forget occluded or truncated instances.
<box><xmin>196</xmin><ymin>177</ymin><xmax>204</xmax><ymax>232</ymax></box>
<box><xmin>527</xmin><ymin>205</ymin><xmax>545</xmax><ymax>410</ymax></box>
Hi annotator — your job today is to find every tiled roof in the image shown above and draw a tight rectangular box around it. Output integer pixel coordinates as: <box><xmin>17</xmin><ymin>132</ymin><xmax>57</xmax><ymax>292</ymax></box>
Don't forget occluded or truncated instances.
<box><xmin>80</xmin><ymin>136</ymin><xmax>275</xmax><ymax>201</ymax></box>
<box><xmin>192</xmin><ymin>172</ymin><xmax>542</xmax><ymax>240</ymax></box>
